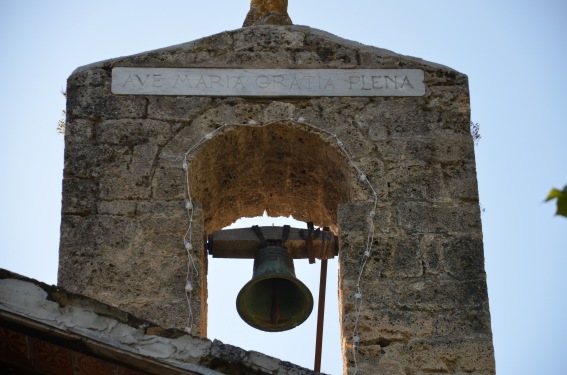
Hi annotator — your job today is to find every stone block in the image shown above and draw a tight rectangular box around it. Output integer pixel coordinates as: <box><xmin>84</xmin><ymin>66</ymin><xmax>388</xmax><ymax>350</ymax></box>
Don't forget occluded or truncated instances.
<box><xmin>233</xmin><ymin>27</ymin><xmax>305</xmax><ymax>51</ymax></box>
<box><xmin>386</xmin><ymin>163</ymin><xmax>443</xmax><ymax>202</ymax></box>
<box><xmin>233</xmin><ymin>102</ymin><xmax>265</xmax><ymax>123</ymax></box>
<box><xmin>397</xmin><ymin>202</ymin><xmax>481</xmax><ymax>234</ymax></box>
<box><xmin>263</xmin><ymin>101</ymin><xmax>296</xmax><ymax>121</ymax></box>
<box><xmin>357</xmin><ymin>310</ymin><xmax>434</xmax><ymax>343</ymax></box>
<box><xmin>147</xmin><ymin>97</ymin><xmax>212</xmax><ymax>122</ymax></box>
<box><xmin>98</xmin><ymin>143</ymin><xmax>158</xmax><ymax>200</ymax></box>
<box><xmin>134</xmin><ymin>217</ymin><xmax>187</xmax><ymax>256</ymax></box>
<box><xmin>358</xmin><ymin>98</ymin><xmax>439</xmax><ymax>140</ymax></box>
<box><xmin>64</xmin><ymin>144</ymin><xmax>128</xmax><ymax>179</ymax></box>
<box><xmin>67</xmin><ymin>84</ymin><xmax>147</xmax><ymax>120</ymax></box>
<box><xmin>441</xmin><ymin>162</ymin><xmax>479</xmax><ymax>201</ymax></box>
<box><xmin>433</xmin><ymin>309</ymin><xmax>493</xmax><ymax>337</ymax></box>
<box><xmin>96</xmin><ymin>119</ymin><xmax>173</xmax><ymax>146</ymax></box>
<box><xmin>96</xmin><ymin>200</ymin><xmax>137</xmax><ymax>216</ymax></box>
<box><xmin>193</xmin><ymin>31</ymin><xmax>233</xmax><ymax>53</ymax></box>
<box><xmin>395</xmin><ymin>338</ymin><xmax>495</xmax><ymax>374</ymax></box>
<box><xmin>341</xmin><ymin>277</ymin><xmax>490</xmax><ymax>312</ymax></box>
<box><xmin>61</xmin><ymin>178</ymin><xmax>97</xmax><ymax>215</ymax></box>
<box><xmin>405</xmin><ymin>137</ymin><xmax>474</xmax><ymax>164</ymax></box>
<box><xmin>379</xmin><ymin>235</ymin><xmax>423</xmax><ymax>278</ymax></box>
<box><xmin>59</xmin><ymin>215</ymin><xmax>99</xmax><ymax>256</ymax></box>
<box><xmin>67</xmin><ymin>67</ymin><xmax>108</xmax><ymax>88</ymax></box>
<box><xmin>423</xmin><ymin>85</ymin><xmax>470</xmax><ymax>116</ymax></box>
<box><xmin>151</xmin><ymin>167</ymin><xmax>185</xmax><ymax>200</ymax></box>
<box><xmin>419</xmin><ymin>234</ymin><xmax>444</xmax><ymax>275</ymax></box>
<box><xmin>65</xmin><ymin>119</ymin><xmax>94</xmax><ymax>146</ymax></box>
<box><xmin>293</xmin><ymin>51</ymin><xmax>324</xmax><ymax>65</ymax></box>
<box><xmin>443</xmin><ymin>235</ymin><xmax>486</xmax><ymax>279</ymax></box>
<box><xmin>232</xmin><ymin>50</ymin><xmax>295</xmax><ymax>66</ymax></box>
<box><xmin>136</xmin><ymin>201</ymin><xmax>186</xmax><ymax>218</ymax></box>
<box><xmin>338</xmin><ymin>202</ymin><xmax>376</xmax><ymax>235</ymax></box>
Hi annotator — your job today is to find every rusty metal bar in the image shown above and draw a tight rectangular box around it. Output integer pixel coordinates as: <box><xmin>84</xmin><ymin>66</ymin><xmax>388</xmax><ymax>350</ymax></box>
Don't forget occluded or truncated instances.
<box><xmin>314</xmin><ymin>258</ymin><xmax>328</xmax><ymax>373</ymax></box>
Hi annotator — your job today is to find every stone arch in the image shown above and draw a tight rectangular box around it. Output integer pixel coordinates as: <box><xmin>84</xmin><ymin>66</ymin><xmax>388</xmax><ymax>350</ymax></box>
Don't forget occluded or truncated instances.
<box><xmin>188</xmin><ymin>121</ymin><xmax>359</xmax><ymax>233</ymax></box>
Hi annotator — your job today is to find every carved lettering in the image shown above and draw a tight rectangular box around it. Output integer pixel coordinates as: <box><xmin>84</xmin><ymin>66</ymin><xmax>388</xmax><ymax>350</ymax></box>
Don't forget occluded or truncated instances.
<box><xmin>256</xmin><ymin>75</ymin><xmax>270</xmax><ymax>89</ymax></box>
<box><xmin>290</xmin><ymin>76</ymin><xmax>301</xmax><ymax>89</ymax></box>
<box><xmin>123</xmin><ymin>75</ymin><xmax>136</xmax><ymax>87</ymax></box>
<box><xmin>233</xmin><ymin>76</ymin><xmax>246</xmax><ymax>89</ymax></box>
<box><xmin>400</xmin><ymin>76</ymin><xmax>414</xmax><ymax>89</ymax></box>
<box><xmin>196</xmin><ymin>75</ymin><xmax>208</xmax><ymax>88</ymax></box>
<box><xmin>361</xmin><ymin>75</ymin><xmax>372</xmax><ymax>90</ymax></box>
<box><xmin>136</xmin><ymin>74</ymin><xmax>151</xmax><ymax>86</ymax></box>
<box><xmin>174</xmin><ymin>74</ymin><xmax>192</xmax><ymax>88</ymax></box>
<box><xmin>152</xmin><ymin>74</ymin><xmax>163</xmax><ymax>87</ymax></box>
<box><xmin>273</xmin><ymin>75</ymin><xmax>286</xmax><ymax>88</ymax></box>
<box><xmin>210</xmin><ymin>75</ymin><xmax>223</xmax><ymax>88</ymax></box>
<box><xmin>372</xmin><ymin>76</ymin><xmax>383</xmax><ymax>89</ymax></box>
<box><xmin>304</xmin><ymin>76</ymin><xmax>318</xmax><ymax>89</ymax></box>
<box><xmin>385</xmin><ymin>76</ymin><xmax>397</xmax><ymax>89</ymax></box>
<box><xmin>112</xmin><ymin>68</ymin><xmax>425</xmax><ymax>97</ymax></box>
<box><xmin>349</xmin><ymin>76</ymin><xmax>361</xmax><ymax>89</ymax></box>
<box><xmin>323</xmin><ymin>77</ymin><xmax>335</xmax><ymax>89</ymax></box>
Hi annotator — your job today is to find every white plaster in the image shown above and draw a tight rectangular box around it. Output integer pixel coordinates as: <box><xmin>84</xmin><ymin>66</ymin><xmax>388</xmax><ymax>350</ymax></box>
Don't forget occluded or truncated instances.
<box><xmin>57</xmin><ymin>305</ymin><xmax>114</xmax><ymax>331</ymax></box>
<box><xmin>0</xmin><ymin>279</ymin><xmax>60</xmax><ymax>321</ymax></box>
<box><xmin>172</xmin><ymin>335</ymin><xmax>212</xmax><ymax>361</ymax></box>
<box><xmin>108</xmin><ymin>322</ymin><xmax>142</xmax><ymax>345</ymax></box>
<box><xmin>137</xmin><ymin>337</ymin><xmax>176</xmax><ymax>358</ymax></box>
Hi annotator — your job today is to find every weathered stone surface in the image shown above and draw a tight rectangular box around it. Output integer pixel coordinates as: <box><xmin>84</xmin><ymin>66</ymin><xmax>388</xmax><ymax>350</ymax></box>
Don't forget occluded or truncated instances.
<box><xmin>59</xmin><ymin>24</ymin><xmax>494</xmax><ymax>375</ymax></box>
<box><xmin>65</xmin><ymin>119</ymin><xmax>94</xmax><ymax>145</ymax></box>
<box><xmin>96</xmin><ymin>119</ymin><xmax>173</xmax><ymax>146</ymax></box>
<box><xmin>147</xmin><ymin>97</ymin><xmax>212</xmax><ymax>121</ymax></box>
<box><xmin>61</xmin><ymin>178</ymin><xmax>97</xmax><ymax>215</ymax></box>
<box><xmin>397</xmin><ymin>201</ymin><xmax>481</xmax><ymax>234</ymax></box>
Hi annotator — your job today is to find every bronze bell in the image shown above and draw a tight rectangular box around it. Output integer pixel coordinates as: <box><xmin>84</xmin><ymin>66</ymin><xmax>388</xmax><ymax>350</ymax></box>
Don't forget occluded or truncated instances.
<box><xmin>236</xmin><ymin>246</ymin><xmax>314</xmax><ymax>332</ymax></box>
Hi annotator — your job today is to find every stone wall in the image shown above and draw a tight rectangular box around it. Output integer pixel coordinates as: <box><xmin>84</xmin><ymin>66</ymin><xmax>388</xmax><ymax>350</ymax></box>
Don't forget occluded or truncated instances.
<box><xmin>59</xmin><ymin>24</ymin><xmax>495</xmax><ymax>374</ymax></box>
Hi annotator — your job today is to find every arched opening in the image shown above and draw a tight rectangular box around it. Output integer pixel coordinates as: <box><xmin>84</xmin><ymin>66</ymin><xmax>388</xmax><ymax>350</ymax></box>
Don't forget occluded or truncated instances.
<box><xmin>188</xmin><ymin>122</ymin><xmax>355</xmax><ymax>372</ymax></box>
<box><xmin>188</xmin><ymin>122</ymin><xmax>354</xmax><ymax>233</ymax></box>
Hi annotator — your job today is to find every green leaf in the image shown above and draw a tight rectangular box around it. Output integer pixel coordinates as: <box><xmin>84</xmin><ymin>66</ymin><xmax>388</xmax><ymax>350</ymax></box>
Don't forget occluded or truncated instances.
<box><xmin>545</xmin><ymin>188</ymin><xmax>564</xmax><ymax>202</ymax></box>
<box><xmin>546</xmin><ymin>185</ymin><xmax>567</xmax><ymax>218</ymax></box>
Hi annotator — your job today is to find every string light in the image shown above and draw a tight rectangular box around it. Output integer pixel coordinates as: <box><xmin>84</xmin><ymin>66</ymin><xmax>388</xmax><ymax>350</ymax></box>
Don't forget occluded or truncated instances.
<box><xmin>185</xmin><ymin>281</ymin><xmax>193</xmax><ymax>292</ymax></box>
<box><xmin>181</xmin><ymin>118</ymin><xmax>378</xmax><ymax>372</ymax></box>
<box><xmin>185</xmin><ymin>200</ymin><xmax>193</xmax><ymax>210</ymax></box>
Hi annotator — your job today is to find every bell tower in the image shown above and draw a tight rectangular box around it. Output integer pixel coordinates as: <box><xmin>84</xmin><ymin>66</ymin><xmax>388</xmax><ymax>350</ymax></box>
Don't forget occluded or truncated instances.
<box><xmin>58</xmin><ymin>1</ymin><xmax>495</xmax><ymax>374</ymax></box>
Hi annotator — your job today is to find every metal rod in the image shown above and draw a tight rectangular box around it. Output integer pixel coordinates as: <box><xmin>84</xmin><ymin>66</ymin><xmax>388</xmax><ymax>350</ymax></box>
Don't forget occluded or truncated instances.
<box><xmin>314</xmin><ymin>258</ymin><xmax>328</xmax><ymax>372</ymax></box>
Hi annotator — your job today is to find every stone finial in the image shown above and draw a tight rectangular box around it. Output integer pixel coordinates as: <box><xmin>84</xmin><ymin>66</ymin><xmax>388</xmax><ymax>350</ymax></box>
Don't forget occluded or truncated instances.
<box><xmin>243</xmin><ymin>0</ymin><xmax>292</xmax><ymax>27</ymax></box>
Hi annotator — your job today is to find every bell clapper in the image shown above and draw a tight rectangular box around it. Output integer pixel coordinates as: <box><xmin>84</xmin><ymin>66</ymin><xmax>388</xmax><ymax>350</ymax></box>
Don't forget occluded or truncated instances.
<box><xmin>270</xmin><ymin>279</ymin><xmax>280</xmax><ymax>325</ymax></box>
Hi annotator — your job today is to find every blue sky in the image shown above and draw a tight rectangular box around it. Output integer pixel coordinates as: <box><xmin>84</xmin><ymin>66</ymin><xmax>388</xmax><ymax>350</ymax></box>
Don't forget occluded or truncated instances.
<box><xmin>1</xmin><ymin>1</ymin><xmax>566</xmax><ymax>374</ymax></box>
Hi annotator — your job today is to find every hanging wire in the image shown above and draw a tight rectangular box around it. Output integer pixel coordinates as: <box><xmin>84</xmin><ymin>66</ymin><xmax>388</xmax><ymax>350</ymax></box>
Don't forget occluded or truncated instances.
<box><xmin>181</xmin><ymin>119</ymin><xmax>378</xmax><ymax>370</ymax></box>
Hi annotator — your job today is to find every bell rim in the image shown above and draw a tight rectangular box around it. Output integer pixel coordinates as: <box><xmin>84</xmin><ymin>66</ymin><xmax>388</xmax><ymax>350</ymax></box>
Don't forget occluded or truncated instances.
<box><xmin>236</xmin><ymin>273</ymin><xmax>314</xmax><ymax>332</ymax></box>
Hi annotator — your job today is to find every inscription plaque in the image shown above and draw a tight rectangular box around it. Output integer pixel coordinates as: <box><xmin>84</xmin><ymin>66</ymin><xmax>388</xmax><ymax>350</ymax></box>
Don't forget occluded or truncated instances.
<box><xmin>112</xmin><ymin>68</ymin><xmax>425</xmax><ymax>97</ymax></box>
